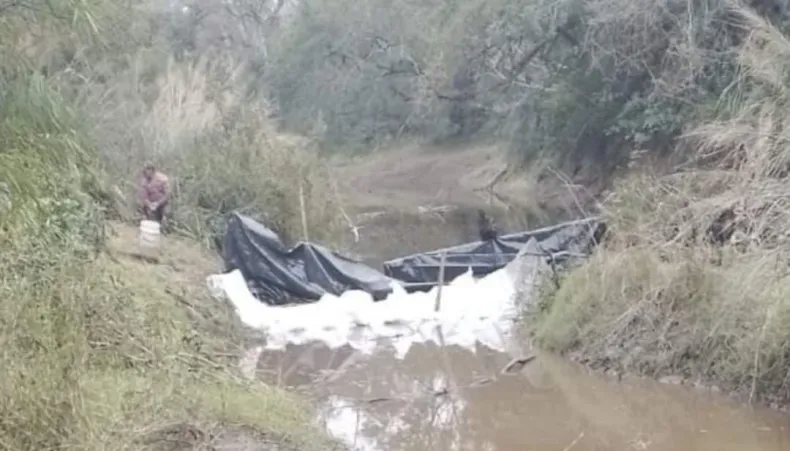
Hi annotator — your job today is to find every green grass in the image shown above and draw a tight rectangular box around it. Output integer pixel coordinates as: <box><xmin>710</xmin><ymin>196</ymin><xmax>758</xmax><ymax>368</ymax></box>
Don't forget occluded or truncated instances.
<box><xmin>0</xmin><ymin>3</ymin><xmax>348</xmax><ymax>449</ymax></box>
<box><xmin>536</xmin><ymin>226</ymin><xmax>790</xmax><ymax>403</ymax></box>
<box><xmin>0</xmin><ymin>222</ymin><xmax>333</xmax><ymax>450</ymax></box>
<box><xmin>0</xmin><ymin>72</ymin><xmax>332</xmax><ymax>449</ymax></box>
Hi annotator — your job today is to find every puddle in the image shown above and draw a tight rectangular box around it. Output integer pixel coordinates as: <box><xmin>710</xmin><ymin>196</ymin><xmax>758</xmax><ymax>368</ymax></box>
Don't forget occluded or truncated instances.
<box><xmin>259</xmin><ymin>343</ymin><xmax>790</xmax><ymax>451</ymax></box>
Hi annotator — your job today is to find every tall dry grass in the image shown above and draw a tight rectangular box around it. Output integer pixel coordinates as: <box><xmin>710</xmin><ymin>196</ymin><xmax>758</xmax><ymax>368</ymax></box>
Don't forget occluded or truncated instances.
<box><xmin>534</xmin><ymin>6</ymin><xmax>790</xmax><ymax>406</ymax></box>
<box><xmin>0</xmin><ymin>72</ymin><xmax>334</xmax><ymax>450</ymax></box>
<box><xmin>87</xmin><ymin>54</ymin><xmax>342</xmax><ymax>246</ymax></box>
<box><xmin>0</xmin><ymin>2</ymin><xmax>342</xmax><ymax>449</ymax></box>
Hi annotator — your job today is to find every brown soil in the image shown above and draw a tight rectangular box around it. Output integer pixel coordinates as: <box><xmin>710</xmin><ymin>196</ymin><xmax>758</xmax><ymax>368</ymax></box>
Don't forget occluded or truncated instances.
<box><xmin>145</xmin><ymin>424</ymin><xmax>312</xmax><ymax>451</ymax></box>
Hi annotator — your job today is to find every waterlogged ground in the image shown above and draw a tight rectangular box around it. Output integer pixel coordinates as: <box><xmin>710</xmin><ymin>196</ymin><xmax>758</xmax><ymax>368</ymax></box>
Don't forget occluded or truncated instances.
<box><xmin>254</xmin><ymin>343</ymin><xmax>790</xmax><ymax>451</ymax></box>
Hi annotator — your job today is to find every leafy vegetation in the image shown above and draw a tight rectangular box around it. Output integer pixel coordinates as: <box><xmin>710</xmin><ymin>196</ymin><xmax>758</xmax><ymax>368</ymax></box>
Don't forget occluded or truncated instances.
<box><xmin>0</xmin><ymin>76</ymin><xmax>327</xmax><ymax>450</ymax></box>
<box><xmin>534</xmin><ymin>6</ymin><xmax>790</xmax><ymax>406</ymax></box>
<box><xmin>262</xmin><ymin>0</ymin><xmax>788</xmax><ymax>177</ymax></box>
<box><xmin>0</xmin><ymin>1</ymin><xmax>339</xmax><ymax>449</ymax></box>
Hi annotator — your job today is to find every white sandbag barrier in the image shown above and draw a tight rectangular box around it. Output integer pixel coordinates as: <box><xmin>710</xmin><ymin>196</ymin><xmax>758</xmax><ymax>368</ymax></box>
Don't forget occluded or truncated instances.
<box><xmin>206</xmin><ymin>239</ymin><xmax>546</xmax><ymax>359</ymax></box>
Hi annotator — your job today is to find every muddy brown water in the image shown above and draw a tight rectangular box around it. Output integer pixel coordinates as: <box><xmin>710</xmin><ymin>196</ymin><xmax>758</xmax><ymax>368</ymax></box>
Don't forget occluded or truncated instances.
<box><xmin>255</xmin><ymin>342</ymin><xmax>790</xmax><ymax>451</ymax></box>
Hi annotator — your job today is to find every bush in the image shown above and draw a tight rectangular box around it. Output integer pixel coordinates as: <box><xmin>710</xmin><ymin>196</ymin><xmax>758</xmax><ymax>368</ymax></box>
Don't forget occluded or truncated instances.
<box><xmin>534</xmin><ymin>6</ymin><xmax>790</xmax><ymax>405</ymax></box>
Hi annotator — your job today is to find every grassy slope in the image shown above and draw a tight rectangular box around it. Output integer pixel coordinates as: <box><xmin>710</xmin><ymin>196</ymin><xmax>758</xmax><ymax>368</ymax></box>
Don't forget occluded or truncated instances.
<box><xmin>531</xmin><ymin>9</ymin><xmax>790</xmax><ymax>409</ymax></box>
<box><xmin>102</xmin><ymin>222</ymin><xmax>336</xmax><ymax>450</ymax></box>
<box><xmin>1</xmin><ymin>220</ymin><xmax>333</xmax><ymax>450</ymax></box>
<box><xmin>0</xmin><ymin>3</ymin><xmax>336</xmax><ymax>449</ymax></box>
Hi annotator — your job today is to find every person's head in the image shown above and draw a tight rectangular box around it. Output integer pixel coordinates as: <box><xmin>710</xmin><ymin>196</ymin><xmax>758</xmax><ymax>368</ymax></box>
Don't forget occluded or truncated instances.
<box><xmin>143</xmin><ymin>162</ymin><xmax>155</xmax><ymax>180</ymax></box>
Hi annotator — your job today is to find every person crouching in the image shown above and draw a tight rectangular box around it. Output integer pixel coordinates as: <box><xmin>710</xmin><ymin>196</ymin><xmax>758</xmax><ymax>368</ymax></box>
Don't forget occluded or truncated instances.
<box><xmin>138</xmin><ymin>162</ymin><xmax>170</xmax><ymax>231</ymax></box>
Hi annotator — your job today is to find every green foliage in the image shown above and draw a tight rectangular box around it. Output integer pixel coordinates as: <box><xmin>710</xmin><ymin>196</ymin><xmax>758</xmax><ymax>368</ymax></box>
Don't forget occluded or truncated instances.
<box><xmin>0</xmin><ymin>75</ymin><xmax>104</xmax><ymax>251</ymax></box>
<box><xmin>0</xmin><ymin>2</ymin><xmax>336</xmax><ymax>449</ymax></box>
<box><xmin>266</xmin><ymin>0</ymin><xmax>458</xmax><ymax>151</ymax></box>
<box><xmin>263</xmin><ymin>0</ymin><xmax>790</xmax><ymax>178</ymax></box>
<box><xmin>0</xmin><ymin>70</ymin><xmax>109</xmax><ymax>451</ymax></box>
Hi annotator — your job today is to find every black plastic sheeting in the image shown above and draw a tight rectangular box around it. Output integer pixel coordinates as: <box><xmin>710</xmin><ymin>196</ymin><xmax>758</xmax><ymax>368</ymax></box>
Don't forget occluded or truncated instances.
<box><xmin>221</xmin><ymin>213</ymin><xmax>396</xmax><ymax>305</ymax></box>
<box><xmin>382</xmin><ymin>217</ymin><xmax>606</xmax><ymax>292</ymax></box>
<box><xmin>221</xmin><ymin>212</ymin><xmax>605</xmax><ymax>304</ymax></box>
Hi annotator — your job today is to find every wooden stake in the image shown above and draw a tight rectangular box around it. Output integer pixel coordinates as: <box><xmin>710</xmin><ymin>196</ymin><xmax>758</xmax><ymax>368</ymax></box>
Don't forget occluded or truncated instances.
<box><xmin>434</xmin><ymin>251</ymin><xmax>447</xmax><ymax>312</ymax></box>
<box><xmin>298</xmin><ymin>174</ymin><xmax>309</xmax><ymax>242</ymax></box>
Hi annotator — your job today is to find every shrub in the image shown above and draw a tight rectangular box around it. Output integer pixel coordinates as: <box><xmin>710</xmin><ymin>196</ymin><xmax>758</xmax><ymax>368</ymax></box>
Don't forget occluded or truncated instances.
<box><xmin>534</xmin><ymin>6</ymin><xmax>790</xmax><ymax>405</ymax></box>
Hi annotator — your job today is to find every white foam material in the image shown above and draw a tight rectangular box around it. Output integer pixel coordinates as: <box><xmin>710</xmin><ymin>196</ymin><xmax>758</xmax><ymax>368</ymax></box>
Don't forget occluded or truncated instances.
<box><xmin>321</xmin><ymin>396</ymin><xmax>380</xmax><ymax>451</ymax></box>
<box><xmin>206</xmin><ymin>241</ymin><xmax>542</xmax><ymax>359</ymax></box>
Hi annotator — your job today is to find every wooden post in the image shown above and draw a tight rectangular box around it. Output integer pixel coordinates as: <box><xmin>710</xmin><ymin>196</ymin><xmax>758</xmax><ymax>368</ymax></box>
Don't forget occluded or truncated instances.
<box><xmin>434</xmin><ymin>251</ymin><xmax>447</xmax><ymax>312</ymax></box>
<box><xmin>298</xmin><ymin>172</ymin><xmax>309</xmax><ymax>242</ymax></box>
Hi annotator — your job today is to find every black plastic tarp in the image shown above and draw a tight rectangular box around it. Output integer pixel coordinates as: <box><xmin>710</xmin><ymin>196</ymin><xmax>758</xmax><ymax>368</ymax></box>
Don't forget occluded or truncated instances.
<box><xmin>382</xmin><ymin>217</ymin><xmax>605</xmax><ymax>291</ymax></box>
<box><xmin>221</xmin><ymin>213</ymin><xmax>396</xmax><ymax>305</ymax></box>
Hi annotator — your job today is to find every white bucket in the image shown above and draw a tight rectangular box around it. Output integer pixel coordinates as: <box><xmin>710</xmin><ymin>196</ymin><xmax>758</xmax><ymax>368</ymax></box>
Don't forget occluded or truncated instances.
<box><xmin>138</xmin><ymin>220</ymin><xmax>161</xmax><ymax>250</ymax></box>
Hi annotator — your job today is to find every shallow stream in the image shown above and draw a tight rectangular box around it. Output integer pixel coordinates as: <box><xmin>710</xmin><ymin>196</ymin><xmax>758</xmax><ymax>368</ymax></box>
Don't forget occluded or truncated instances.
<box><xmin>262</xmin><ymin>343</ymin><xmax>790</xmax><ymax>451</ymax></box>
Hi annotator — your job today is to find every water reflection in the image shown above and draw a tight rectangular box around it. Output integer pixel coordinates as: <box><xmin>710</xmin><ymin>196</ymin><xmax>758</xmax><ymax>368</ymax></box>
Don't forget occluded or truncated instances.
<box><xmin>280</xmin><ymin>343</ymin><xmax>790</xmax><ymax>451</ymax></box>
